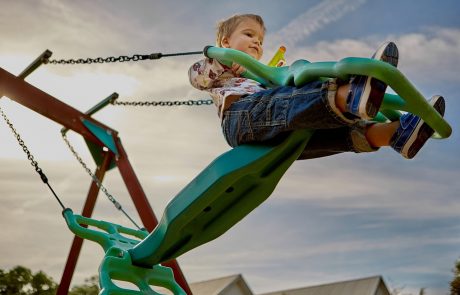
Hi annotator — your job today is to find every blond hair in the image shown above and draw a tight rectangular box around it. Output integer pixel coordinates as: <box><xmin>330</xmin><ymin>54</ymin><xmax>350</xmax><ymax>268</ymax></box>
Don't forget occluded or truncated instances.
<box><xmin>216</xmin><ymin>14</ymin><xmax>266</xmax><ymax>47</ymax></box>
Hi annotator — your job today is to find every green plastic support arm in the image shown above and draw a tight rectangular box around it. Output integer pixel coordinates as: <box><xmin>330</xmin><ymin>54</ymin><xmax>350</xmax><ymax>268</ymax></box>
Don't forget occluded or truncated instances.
<box><xmin>204</xmin><ymin>46</ymin><xmax>452</xmax><ymax>139</ymax></box>
<box><xmin>62</xmin><ymin>208</ymin><xmax>186</xmax><ymax>295</ymax></box>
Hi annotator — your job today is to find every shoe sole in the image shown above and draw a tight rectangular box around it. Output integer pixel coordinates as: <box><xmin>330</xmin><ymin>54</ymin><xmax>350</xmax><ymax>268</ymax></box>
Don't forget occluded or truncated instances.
<box><xmin>359</xmin><ymin>42</ymin><xmax>399</xmax><ymax>120</ymax></box>
<box><xmin>402</xmin><ymin>95</ymin><xmax>446</xmax><ymax>159</ymax></box>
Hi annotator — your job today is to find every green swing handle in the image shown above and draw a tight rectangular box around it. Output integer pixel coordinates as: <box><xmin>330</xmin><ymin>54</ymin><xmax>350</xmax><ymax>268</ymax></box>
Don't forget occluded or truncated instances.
<box><xmin>62</xmin><ymin>208</ymin><xmax>148</xmax><ymax>252</ymax></box>
<box><xmin>203</xmin><ymin>46</ymin><xmax>452</xmax><ymax>139</ymax></box>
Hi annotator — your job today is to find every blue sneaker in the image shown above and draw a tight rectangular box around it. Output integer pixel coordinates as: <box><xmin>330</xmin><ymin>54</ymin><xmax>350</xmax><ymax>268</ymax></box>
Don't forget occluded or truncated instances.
<box><xmin>346</xmin><ymin>42</ymin><xmax>399</xmax><ymax>120</ymax></box>
<box><xmin>390</xmin><ymin>95</ymin><xmax>445</xmax><ymax>159</ymax></box>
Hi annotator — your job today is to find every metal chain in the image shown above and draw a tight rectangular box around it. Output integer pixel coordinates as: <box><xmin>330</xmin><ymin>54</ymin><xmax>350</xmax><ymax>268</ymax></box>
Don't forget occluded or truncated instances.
<box><xmin>0</xmin><ymin>105</ymin><xmax>66</xmax><ymax>210</ymax></box>
<box><xmin>48</xmin><ymin>51</ymin><xmax>203</xmax><ymax>65</ymax></box>
<box><xmin>61</xmin><ymin>133</ymin><xmax>142</xmax><ymax>229</ymax></box>
<box><xmin>0</xmin><ymin>106</ymin><xmax>40</xmax><ymax>172</ymax></box>
<box><xmin>0</xmin><ymin>103</ymin><xmax>141</xmax><ymax>228</ymax></box>
<box><xmin>110</xmin><ymin>98</ymin><xmax>213</xmax><ymax>107</ymax></box>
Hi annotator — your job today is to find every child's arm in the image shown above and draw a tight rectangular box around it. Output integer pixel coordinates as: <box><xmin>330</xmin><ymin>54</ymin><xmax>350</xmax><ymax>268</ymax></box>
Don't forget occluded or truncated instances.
<box><xmin>188</xmin><ymin>58</ymin><xmax>225</xmax><ymax>91</ymax></box>
<box><xmin>230</xmin><ymin>63</ymin><xmax>246</xmax><ymax>76</ymax></box>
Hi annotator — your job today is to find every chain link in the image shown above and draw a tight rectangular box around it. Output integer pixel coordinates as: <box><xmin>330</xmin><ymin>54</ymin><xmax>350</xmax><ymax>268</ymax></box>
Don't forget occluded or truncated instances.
<box><xmin>110</xmin><ymin>98</ymin><xmax>213</xmax><ymax>107</ymax></box>
<box><xmin>0</xmin><ymin>106</ymin><xmax>42</xmax><ymax>173</ymax></box>
<box><xmin>61</xmin><ymin>133</ymin><xmax>141</xmax><ymax>229</ymax></box>
<box><xmin>0</xmin><ymin>105</ymin><xmax>67</xmax><ymax>209</ymax></box>
<box><xmin>0</xmin><ymin>104</ymin><xmax>141</xmax><ymax>228</ymax></box>
<box><xmin>48</xmin><ymin>51</ymin><xmax>203</xmax><ymax>65</ymax></box>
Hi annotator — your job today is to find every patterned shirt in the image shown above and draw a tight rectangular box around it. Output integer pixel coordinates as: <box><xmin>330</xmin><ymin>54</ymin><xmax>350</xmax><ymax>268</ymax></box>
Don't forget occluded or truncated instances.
<box><xmin>188</xmin><ymin>58</ymin><xmax>266</xmax><ymax>118</ymax></box>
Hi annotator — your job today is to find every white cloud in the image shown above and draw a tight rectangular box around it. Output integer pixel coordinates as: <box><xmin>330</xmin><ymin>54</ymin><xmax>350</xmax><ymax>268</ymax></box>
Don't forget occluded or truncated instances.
<box><xmin>285</xmin><ymin>27</ymin><xmax>460</xmax><ymax>87</ymax></box>
<box><xmin>0</xmin><ymin>2</ymin><xmax>125</xmax><ymax>56</ymax></box>
<box><xmin>268</xmin><ymin>0</ymin><xmax>367</xmax><ymax>49</ymax></box>
<box><xmin>279</xmin><ymin>161</ymin><xmax>460</xmax><ymax>219</ymax></box>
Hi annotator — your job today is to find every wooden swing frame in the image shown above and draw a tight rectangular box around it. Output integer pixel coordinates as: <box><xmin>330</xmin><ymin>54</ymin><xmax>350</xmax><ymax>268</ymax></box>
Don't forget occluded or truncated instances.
<box><xmin>0</xmin><ymin>50</ymin><xmax>192</xmax><ymax>295</ymax></box>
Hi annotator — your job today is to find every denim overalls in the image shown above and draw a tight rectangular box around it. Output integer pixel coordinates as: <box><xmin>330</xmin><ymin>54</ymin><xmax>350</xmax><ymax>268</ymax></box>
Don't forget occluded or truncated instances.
<box><xmin>222</xmin><ymin>79</ymin><xmax>377</xmax><ymax>160</ymax></box>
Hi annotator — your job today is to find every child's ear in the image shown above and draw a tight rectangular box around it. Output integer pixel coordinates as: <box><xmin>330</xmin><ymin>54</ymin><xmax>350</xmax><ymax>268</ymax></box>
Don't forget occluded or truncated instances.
<box><xmin>221</xmin><ymin>37</ymin><xmax>230</xmax><ymax>48</ymax></box>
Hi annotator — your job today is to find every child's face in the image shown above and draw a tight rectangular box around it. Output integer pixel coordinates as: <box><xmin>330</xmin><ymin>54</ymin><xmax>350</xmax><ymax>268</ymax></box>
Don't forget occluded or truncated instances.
<box><xmin>221</xmin><ymin>18</ymin><xmax>264</xmax><ymax>60</ymax></box>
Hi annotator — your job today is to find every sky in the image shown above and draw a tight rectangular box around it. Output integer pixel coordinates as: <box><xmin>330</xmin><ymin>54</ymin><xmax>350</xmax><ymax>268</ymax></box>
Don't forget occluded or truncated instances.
<box><xmin>0</xmin><ymin>0</ymin><xmax>459</xmax><ymax>294</ymax></box>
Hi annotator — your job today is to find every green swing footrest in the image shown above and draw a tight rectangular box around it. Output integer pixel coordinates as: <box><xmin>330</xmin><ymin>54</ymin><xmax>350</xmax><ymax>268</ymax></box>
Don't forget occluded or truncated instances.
<box><xmin>98</xmin><ymin>250</ymin><xmax>186</xmax><ymax>295</ymax></box>
<box><xmin>62</xmin><ymin>209</ymin><xmax>185</xmax><ymax>294</ymax></box>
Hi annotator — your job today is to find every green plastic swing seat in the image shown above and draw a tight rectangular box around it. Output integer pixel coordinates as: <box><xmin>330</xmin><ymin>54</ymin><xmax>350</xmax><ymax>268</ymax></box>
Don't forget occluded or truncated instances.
<box><xmin>129</xmin><ymin>129</ymin><xmax>313</xmax><ymax>267</ymax></box>
<box><xmin>63</xmin><ymin>46</ymin><xmax>451</xmax><ymax>294</ymax></box>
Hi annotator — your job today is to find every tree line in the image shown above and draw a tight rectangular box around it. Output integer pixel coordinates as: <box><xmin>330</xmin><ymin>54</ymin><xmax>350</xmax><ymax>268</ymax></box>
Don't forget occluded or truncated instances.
<box><xmin>1</xmin><ymin>262</ymin><xmax>460</xmax><ymax>294</ymax></box>
<box><xmin>0</xmin><ymin>266</ymin><xmax>98</xmax><ymax>295</ymax></box>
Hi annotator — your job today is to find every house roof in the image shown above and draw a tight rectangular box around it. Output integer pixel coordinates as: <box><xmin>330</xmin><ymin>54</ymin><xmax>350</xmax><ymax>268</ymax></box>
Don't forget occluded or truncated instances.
<box><xmin>189</xmin><ymin>274</ymin><xmax>253</xmax><ymax>295</ymax></box>
<box><xmin>188</xmin><ymin>274</ymin><xmax>390</xmax><ymax>295</ymax></box>
<box><xmin>258</xmin><ymin>275</ymin><xmax>390</xmax><ymax>295</ymax></box>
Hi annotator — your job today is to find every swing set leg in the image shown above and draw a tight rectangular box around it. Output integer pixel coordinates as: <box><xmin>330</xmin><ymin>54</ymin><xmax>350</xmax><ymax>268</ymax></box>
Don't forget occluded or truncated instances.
<box><xmin>57</xmin><ymin>151</ymin><xmax>113</xmax><ymax>295</ymax></box>
<box><xmin>115</xmin><ymin>141</ymin><xmax>192</xmax><ymax>294</ymax></box>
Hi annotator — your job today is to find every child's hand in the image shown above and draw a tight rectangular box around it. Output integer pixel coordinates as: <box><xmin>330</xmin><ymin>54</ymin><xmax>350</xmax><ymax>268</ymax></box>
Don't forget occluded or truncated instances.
<box><xmin>231</xmin><ymin>63</ymin><xmax>246</xmax><ymax>76</ymax></box>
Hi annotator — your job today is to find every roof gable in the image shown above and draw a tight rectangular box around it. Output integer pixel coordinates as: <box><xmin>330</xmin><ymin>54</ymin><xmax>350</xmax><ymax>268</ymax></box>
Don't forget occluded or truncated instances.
<box><xmin>190</xmin><ymin>274</ymin><xmax>253</xmax><ymax>295</ymax></box>
<box><xmin>259</xmin><ymin>276</ymin><xmax>389</xmax><ymax>295</ymax></box>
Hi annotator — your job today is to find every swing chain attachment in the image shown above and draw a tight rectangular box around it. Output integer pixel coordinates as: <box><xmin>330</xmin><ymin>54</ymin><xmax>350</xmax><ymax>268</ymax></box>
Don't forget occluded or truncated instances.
<box><xmin>0</xmin><ymin>106</ymin><xmax>45</xmax><ymax>179</ymax></box>
<box><xmin>47</xmin><ymin>50</ymin><xmax>203</xmax><ymax>65</ymax></box>
<box><xmin>110</xmin><ymin>98</ymin><xmax>213</xmax><ymax>107</ymax></box>
<box><xmin>61</xmin><ymin>132</ymin><xmax>142</xmax><ymax>230</ymax></box>
<box><xmin>0</xmin><ymin>105</ymin><xmax>66</xmax><ymax>210</ymax></box>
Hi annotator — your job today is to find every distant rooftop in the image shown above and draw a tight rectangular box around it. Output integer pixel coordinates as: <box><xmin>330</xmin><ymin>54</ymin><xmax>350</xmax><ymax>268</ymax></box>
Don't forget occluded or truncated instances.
<box><xmin>259</xmin><ymin>275</ymin><xmax>390</xmax><ymax>295</ymax></box>
<box><xmin>189</xmin><ymin>274</ymin><xmax>391</xmax><ymax>295</ymax></box>
<box><xmin>189</xmin><ymin>274</ymin><xmax>253</xmax><ymax>295</ymax></box>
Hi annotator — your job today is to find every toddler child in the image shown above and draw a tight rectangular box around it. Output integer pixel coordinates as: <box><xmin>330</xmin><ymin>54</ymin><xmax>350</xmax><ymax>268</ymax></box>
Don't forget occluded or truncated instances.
<box><xmin>189</xmin><ymin>14</ymin><xmax>445</xmax><ymax>159</ymax></box>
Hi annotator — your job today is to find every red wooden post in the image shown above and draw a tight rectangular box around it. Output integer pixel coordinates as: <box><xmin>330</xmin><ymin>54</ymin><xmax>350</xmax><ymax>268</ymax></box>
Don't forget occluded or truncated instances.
<box><xmin>115</xmin><ymin>140</ymin><xmax>192</xmax><ymax>294</ymax></box>
<box><xmin>57</xmin><ymin>151</ymin><xmax>113</xmax><ymax>295</ymax></box>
